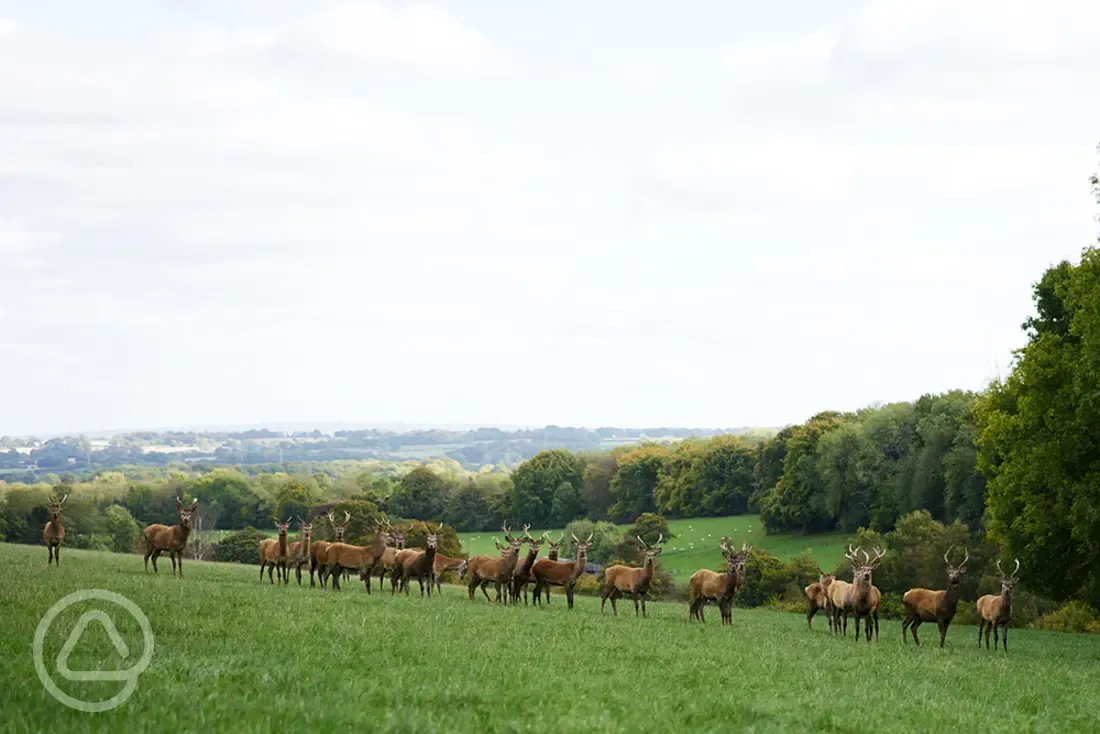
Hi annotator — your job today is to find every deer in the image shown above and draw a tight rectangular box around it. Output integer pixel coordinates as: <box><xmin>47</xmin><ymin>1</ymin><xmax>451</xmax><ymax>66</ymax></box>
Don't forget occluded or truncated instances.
<box><xmin>464</xmin><ymin>524</ymin><xmax>525</xmax><ymax>603</ymax></box>
<box><xmin>259</xmin><ymin>518</ymin><xmax>293</xmax><ymax>584</ymax></box>
<box><xmin>688</xmin><ymin>539</ymin><xmax>751</xmax><ymax>625</ymax></box>
<box><xmin>827</xmin><ymin>575</ymin><xmax>852</xmax><ymax>635</ymax></box>
<box><xmin>373</xmin><ymin>527</ymin><xmax>407</xmax><ymax>591</ymax></box>
<box><xmin>319</xmin><ymin>516</ymin><xmax>392</xmax><ymax>592</ymax></box>
<box><xmin>804</xmin><ymin>574</ymin><xmax>835</xmax><ymax>631</ymax></box>
<box><xmin>288</xmin><ymin>516</ymin><xmax>313</xmax><ymax>586</ymax></box>
<box><xmin>843</xmin><ymin>546</ymin><xmax>886</xmax><ymax>642</ymax></box>
<box><xmin>977</xmin><ymin>558</ymin><xmax>1020</xmax><ymax>652</ymax></box>
<box><xmin>431</xmin><ymin>553</ymin><xmax>468</xmax><ymax>595</ymax></box>
<box><xmin>530</xmin><ymin>532</ymin><xmax>593</xmax><ymax>611</ymax></box>
<box><xmin>531</xmin><ymin>533</ymin><xmax>563</xmax><ymax>605</ymax></box>
<box><xmin>399</xmin><ymin>524</ymin><xmax>443</xmax><ymax>598</ymax></box>
<box><xmin>902</xmin><ymin>544</ymin><xmax>969</xmax><ymax>648</ymax></box>
<box><xmin>143</xmin><ymin>497</ymin><xmax>200</xmax><ymax>577</ymax></box>
<box><xmin>601</xmin><ymin>533</ymin><xmax>665</xmax><ymax>617</ymax></box>
<box><xmin>509</xmin><ymin>527</ymin><xmax>542</xmax><ymax>604</ymax></box>
<box><xmin>43</xmin><ymin>494</ymin><xmax>68</xmax><ymax>567</ymax></box>
<box><xmin>310</xmin><ymin>511</ymin><xmax>351</xmax><ymax>588</ymax></box>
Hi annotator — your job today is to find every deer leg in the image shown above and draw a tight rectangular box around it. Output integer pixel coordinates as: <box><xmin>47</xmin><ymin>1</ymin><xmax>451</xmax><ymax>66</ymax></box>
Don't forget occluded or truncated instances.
<box><xmin>939</xmin><ymin>620</ymin><xmax>950</xmax><ymax>648</ymax></box>
<box><xmin>480</xmin><ymin>579</ymin><xmax>492</xmax><ymax>602</ymax></box>
<box><xmin>566</xmin><ymin>583</ymin><xmax>575</xmax><ymax>610</ymax></box>
<box><xmin>993</xmin><ymin>624</ymin><xmax>999</xmax><ymax>650</ymax></box>
<box><xmin>609</xmin><ymin>589</ymin><xmax>619</xmax><ymax>616</ymax></box>
<box><xmin>873</xmin><ymin>611</ymin><xmax>879</xmax><ymax>642</ymax></box>
<box><xmin>1001</xmin><ymin>623</ymin><xmax>1008</xmax><ymax>652</ymax></box>
<box><xmin>642</xmin><ymin>594</ymin><xmax>648</xmax><ymax>618</ymax></box>
<box><xmin>854</xmin><ymin>615</ymin><xmax>861</xmax><ymax>641</ymax></box>
<box><xmin>177</xmin><ymin>552</ymin><xmax>183</xmax><ymax>578</ymax></box>
<box><xmin>151</xmin><ymin>548</ymin><xmax>162</xmax><ymax>573</ymax></box>
<box><xmin>631</xmin><ymin>592</ymin><xmax>640</xmax><ymax>616</ymax></box>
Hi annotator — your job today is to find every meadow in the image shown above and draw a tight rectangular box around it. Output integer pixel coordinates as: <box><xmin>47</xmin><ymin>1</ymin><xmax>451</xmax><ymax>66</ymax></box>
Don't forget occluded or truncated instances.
<box><xmin>2</xmin><ymin>543</ymin><xmax>1099</xmax><ymax>733</ymax></box>
<box><xmin>458</xmin><ymin>515</ymin><xmax>849</xmax><ymax>577</ymax></box>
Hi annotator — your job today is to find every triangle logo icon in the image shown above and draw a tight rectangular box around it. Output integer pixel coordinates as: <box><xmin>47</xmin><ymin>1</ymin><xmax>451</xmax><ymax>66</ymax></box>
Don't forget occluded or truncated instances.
<box><xmin>56</xmin><ymin>610</ymin><xmax>132</xmax><ymax>682</ymax></box>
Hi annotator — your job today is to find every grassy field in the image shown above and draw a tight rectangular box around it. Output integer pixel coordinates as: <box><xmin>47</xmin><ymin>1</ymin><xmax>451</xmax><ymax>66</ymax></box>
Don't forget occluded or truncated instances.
<box><xmin>3</xmin><ymin>543</ymin><xmax>1098</xmax><ymax>733</ymax></box>
<box><xmin>459</xmin><ymin>515</ymin><xmax>849</xmax><ymax>577</ymax></box>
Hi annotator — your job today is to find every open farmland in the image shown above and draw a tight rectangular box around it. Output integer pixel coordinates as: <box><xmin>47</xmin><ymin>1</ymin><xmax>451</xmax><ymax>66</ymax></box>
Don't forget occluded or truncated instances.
<box><xmin>3</xmin><ymin>543</ymin><xmax>1098</xmax><ymax>733</ymax></box>
<box><xmin>459</xmin><ymin>515</ymin><xmax>849</xmax><ymax>578</ymax></box>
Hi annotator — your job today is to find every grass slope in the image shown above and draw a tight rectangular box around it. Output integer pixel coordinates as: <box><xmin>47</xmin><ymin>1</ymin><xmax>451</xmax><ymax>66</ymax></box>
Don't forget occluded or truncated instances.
<box><xmin>459</xmin><ymin>515</ymin><xmax>849</xmax><ymax>577</ymax></box>
<box><xmin>3</xmin><ymin>543</ymin><xmax>1099</xmax><ymax>733</ymax></box>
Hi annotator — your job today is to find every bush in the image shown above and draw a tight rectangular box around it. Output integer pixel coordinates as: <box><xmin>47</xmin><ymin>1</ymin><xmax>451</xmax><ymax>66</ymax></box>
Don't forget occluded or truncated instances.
<box><xmin>1031</xmin><ymin>601</ymin><xmax>1100</xmax><ymax>634</ymax></box>
<box><xmin>215</xmin><ymin>527</ymin><xmax>270</xmax><ymax>565</ymax></box>
<box><xmin>738</xmin><ymin>549</ymin><xmax>820</xmax><ymax>608</ymax></box>
<box><xmin>561</xmin><ymin>519</ymin><xmax>621</xmax><ymax>565</ymax></box>
<box><xmin>104</xmin><ymin>505</ymin><xmax>141</xmax><ymax>553</ymax></box>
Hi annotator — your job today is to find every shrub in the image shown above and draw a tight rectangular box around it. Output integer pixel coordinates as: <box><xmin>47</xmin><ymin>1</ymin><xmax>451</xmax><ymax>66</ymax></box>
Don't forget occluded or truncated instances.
<box><xmin>1031</xmin><ymin>601</ymin><xmax>1100</xmax><ymax>634</ymax></box>
<box><xmin>561</xmin><ymin>520</ymin><xmax>621</xmax><ymax>564</ymax></box>
<box><xmin>215</xmin><ymin>527</ymin><xmax>270</xmax><ymax>565</ymax></box>
<box><xmin>104</xmin><ymin>505</ymin><xmax>141</xmax><ymax>553</ymax></box>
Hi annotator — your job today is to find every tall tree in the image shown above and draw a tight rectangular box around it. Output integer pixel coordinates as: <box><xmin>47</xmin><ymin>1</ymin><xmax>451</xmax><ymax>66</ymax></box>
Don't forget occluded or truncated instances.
<box><xmin>508</xmin><ymin>449</ymin><xmax>585</xmax><ymax>526</ymax></box>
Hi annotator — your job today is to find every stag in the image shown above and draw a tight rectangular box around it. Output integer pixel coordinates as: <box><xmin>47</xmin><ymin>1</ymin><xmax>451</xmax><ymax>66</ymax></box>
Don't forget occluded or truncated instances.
<box><xmin>531</xmin><ymin>533</ymin><xmax>563</xmax><ymax>605</ymax></box>
<box><xmin>259</xmin><ymin>518</ymin><xmax>293</xmax><ymax>584</ymax></box>
<box><xmin>601</xmin><ymin>533</ymin><xmax>665</xmax><ymax>617</ymax></box>
<box><xmin>43</xmin><ymin>494</ymin><xmax>68</xmax><ymax>567</ymax></box>
<box><xmin>530</xmin><ymin>532</ymin><xmax>592</xmax><ymax>610</ymax></box>
<box><xmin>319</xmin><ymin>517</ymin><xmax>391</xmax><ymax>592</ymax></box>
<box><xmin>288</xmin><ymin>517</ymin><xmax>313</xmax><ymax>586</ymax></box>
<box><xmin>843</xmin><ymin>546</ymin><xmax>886</xmax><ymax>642</ymax></box>
<box><xmin>431</xmin><ymin>553</ymin><xmax>468</xmax><ymax>595</ymax></box>
<box><xmin>374</xmin><ymin>527</ymin><xmax>407</xmax><ymax>591</ymax></box>
<box><xmin>143</xmin><ymin>497</ymin><xmax>199</xmax><ymax>577</ymax></box>
<box><xmin>509</xmin><ymin>527</ymin><xmax>541</xmax><ymax>604</ymax></box>
<box><xmin>464</xmin><ymin>524</ymin><xmax>525</xmax><ymax>603</ymax></box>
<box><xmin>902</xmin><ymin>545</ymin><xmax>969</xmax><ymax>648</ymax></box>
<box><xmin>804</xmin><ymin>574</ymin><xmax>835</xmax><ymax>631</ymax></box>
<box><xmin>399</xmin><ymin>524</ymin><xmax>443</xmax><ymax>598</ymax></box>
<box><xmin>310</xmin><ymin>511</ymin><xmax>351</xmax><ymax>588</ymax></box>
<box><xmin>977</xmin><ymin>559</ymin><xmax>1020</xmax><ymax>652</ymax></box>
<box><xmin>688</xmin><ymin>539</ymin><xmax>751</xmax><ymax>625</ymax></box>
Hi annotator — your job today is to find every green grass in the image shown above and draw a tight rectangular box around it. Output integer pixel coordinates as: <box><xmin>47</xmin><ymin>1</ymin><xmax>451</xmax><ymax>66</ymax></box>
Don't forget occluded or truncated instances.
<box><xmin>3</xmin><ymin>543</ymin><xmax>1098</xmax><ymax>733</ymax></box>
<box><xmin>458</xmin><ymin>515</ymin><xmax>849</xmax><ymax>577</ymax></box>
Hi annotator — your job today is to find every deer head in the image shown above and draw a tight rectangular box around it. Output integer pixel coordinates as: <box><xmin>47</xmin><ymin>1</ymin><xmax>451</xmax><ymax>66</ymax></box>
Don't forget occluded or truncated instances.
<box><xmin>275</xmin><ymin>517</ymin><xmax>292</xmax><ymax>536</ymax></box>
<box><xmin>457</xmin><ymin>559</ymin><xmax>469</xmax><ymax>579</ymax></box>
<box><xmin>637</xmin><ymin>533</ymin><xmax>664</xmax><ymax>563</ymax></box>
<box><xmin>296</xmin><ymin>517</ymin><xmax>313</xmax><ymax>537</ymax></box>
<box><xmin>996</xmin><ymin>558</ymin><xmax>1020</xmax><ymax>595</ymax></box>
<box><xmin>526</xmin><ymin>532</ymin><xmax>545</xmax><ymax>556</ymax></box>
<box><xmin>503</xmin><ymin>523</ymin><xmax>524</xmax><ymax>554</ymax></box>
<box><xmin>944</xmin><ymin>544</ymin><xmax>969</xmax><ymax>587</ymax></box>
<box><xmin>329</xmin><ymin>510</ymin><xmax>352</xmax><ymax>541</ymax></box>
<box><xmin>45</xmin><ymin>493</ymin><xmax>68</xmax><ymax>521</ymax></box>
<box><xmin>850</xmin><ymin>546</ymin><xmax>886</xmax><ymax>588</ymax></box>
<box><xmin>546</xmin><ymin>533</ymin><xmax>564</xmax><ymax>557</ymax></box>
<box><xmin>176</xmin><ymin>496</ymin><xmax>199</xmax><ymax>529</ymax></box>
<box><xmin>571</xmin><ymin>532</ymin><xmax>594</xmax><ymax>562</ymax></box>
<box><xmin>425</xmin><ymin>525</ymin><xmax>442</xmax><ymax>550</ymax></box>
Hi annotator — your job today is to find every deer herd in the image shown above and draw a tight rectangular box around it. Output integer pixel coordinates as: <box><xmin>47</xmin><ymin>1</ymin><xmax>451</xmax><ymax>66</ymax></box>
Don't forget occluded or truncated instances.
<box><xmin>40</xmin><ymin>495</ymin><xmax>1025</xmax><ymax>649</ymax></box>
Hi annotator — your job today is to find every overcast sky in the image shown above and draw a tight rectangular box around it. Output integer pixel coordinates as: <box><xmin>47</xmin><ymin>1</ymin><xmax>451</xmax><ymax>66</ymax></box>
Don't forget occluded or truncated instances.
<box><xmin>1</xmin><ymin>1</ymin><xmax>1098</xmax><ymax>436</ymax></box>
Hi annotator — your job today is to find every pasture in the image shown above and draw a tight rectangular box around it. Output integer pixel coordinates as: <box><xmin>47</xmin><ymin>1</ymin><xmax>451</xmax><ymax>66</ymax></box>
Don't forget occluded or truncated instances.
<box><xmin>2</xmin><ymin>544</ymin><xmax>1099</xmax><ymax>732</ymax></box>
<box><xmin>459</xmin><ymin>515</ymin><xmax>849</xmax><ymax>577</ymax></box>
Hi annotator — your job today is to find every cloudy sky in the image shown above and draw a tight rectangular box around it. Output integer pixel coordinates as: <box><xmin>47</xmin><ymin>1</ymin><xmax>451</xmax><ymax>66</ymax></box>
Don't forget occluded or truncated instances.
<box><xmin>1</xmin><ymin>0</ymin><xmax>1098</xmax><ymax>436</ymax></box>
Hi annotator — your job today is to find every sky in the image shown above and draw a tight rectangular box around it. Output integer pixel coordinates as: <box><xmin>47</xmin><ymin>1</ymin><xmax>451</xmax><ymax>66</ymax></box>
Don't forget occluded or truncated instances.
<box><xmin>1</xmin><ymin>0</ymin><xmax>1099</xmax><ymax>436</ymax></box>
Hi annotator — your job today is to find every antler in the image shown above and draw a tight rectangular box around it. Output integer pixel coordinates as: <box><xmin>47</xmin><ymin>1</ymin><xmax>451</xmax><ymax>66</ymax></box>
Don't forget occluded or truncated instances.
<box><xmin>656</xmin><ymin>533</ymin><xmax>663</xmax><ymax>546</ymax></box>
<box><xmin>846</xmin><ymin>544</ymin><xmax>862</xmax><ymax>563</ymax></box>
<box><xmin>502</xmin><ymin>523</ymin><xmax>514</xmax><ymax>541</ymax></box>
<box><xmin>719</xmin><ymin>535</ymin><xmax>731</xmax><ymax>553</ymax></box>
<box><xmin>586</xmin><ymin>532</ymin><xmax>593</xmax><ymax>543</ymax></box>
<box><xmin>1011</xmin><ymin>558</ymin><xmax>1020</xmax><ymax>579</ymax></box>
<box><xmin>327</xmin><ymin>511</ymin><xmax>336</xmax><ymax>523</ymax></box>
<box><xmin>344</xmin><ymin>511</ymin><xmax>351</xmax><ymax>524</ymax></box>
<box><xmin>60</xmin><ymin>493</ymin><xmax>68</xmax><ymax>505</ymax></box>
<box><xmin>637</xmin><ymin>535</ymin><xmax>650</xmax><ymax>550</ymax></box>
<box><xmin>943</xmin><ymin>544</ymin><xmax>955</xmax><ymax>566</ymax></box>
<box><xmin>867</xmin><ymin>546</ymin><xmax>886</xmax><ymax>566</ymax></box>
<box><xmin>571</xmin><ymin>532</ymin><xmax>579</xmax><ymax>543</ymax></box>
<box><xmin>740</xmin><ymin>542</ymin><xmax>751</xmax><ymax>553</ymax></box>
<box><xmin>521</xmin><ymin>523</ymin><xmax>532</xmax><ymax>540</ymax></box>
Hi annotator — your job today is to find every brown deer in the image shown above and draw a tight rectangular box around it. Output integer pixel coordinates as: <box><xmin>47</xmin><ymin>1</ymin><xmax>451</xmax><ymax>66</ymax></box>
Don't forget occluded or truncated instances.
<box><xmin>531</xmin><ymin>533</ymin><xmax>563</xmax><ymax>605</ymax></box>
<box><xmin>510</xmin><ymin>528</ymin><xmax>543</xmax><ymax>604</ymax></box>
<box><xmin>319</xmin><ymin>516</ymin><xmax>392</xmax><ymax>592</ymax></box>
<box><xmin>530</xmin><ymin>532</ymin><xmax>592</xmax><ymax>610</ymax></box>
<box><xmin>374</xmin><ymin>527</ymin><xmax>407</xmax><ymax>591</ymax></box>
<box><xmin>843</xmin><ymin>546</ymin><xmax>886</xmax><ymax>642</ymax></box>
<box><xmin>601</xmin><ymin>533</ymin><xmax>665</xmax><ymax>617</ymax></box>
<box><xmin>977</xmin><ymin>558</ymin><xmax>1020</xmax><ymax>652</ymax></box>
<box><xmin>431</xmin><ymin>553</ymin><xmax>468</xmax><ymax>595</ymax></box>
<box><xmin>827</xmin><ymin>576</ymin><xmax>852</xmax><ymax>635</ymax></box>
<box><xmin>804</xmin><ymin>574</ymin><xmax>835</xmax><ymax>631</ymax></box>
<box><xmin>465</xmin><ymin>525</ymin><xmax>525</xmax><ymax>603</ymax></box>
<box><xmin>902</xmin><ymin>545</ymin><xmax>969</xmax><ymax>648</ymax></box>
<box><xmin>143</xmin><ymin>497</ymin><xmax>200</xmax><ymax>577</ymax></box>
<box><xmin>310</xmin><ymin>511</ymin><xmax>351</xmax><ymax>588</ymax></box>
<box><xmin>288</xmin><ymin>517</ymin><xmax>313</xmax><ymax>585</ymax></box>
<box><xmin>688</xmin><ymin>538</ymin><xmax>751</xmax><ymax>625</ymax></box>
<box><xmin>399</xmin><ymin>524</ymin><xmax>443</xmax><ymax>598</ymax></box>
<box><xmin>259</xmin><ymin>518</ymin><xmax>293</xmax><ymax>584</ymax></box>
<box><xmin>43</xmin><ymin>494</ymin><xmax>68</xmax><ymax>567</ymax></box>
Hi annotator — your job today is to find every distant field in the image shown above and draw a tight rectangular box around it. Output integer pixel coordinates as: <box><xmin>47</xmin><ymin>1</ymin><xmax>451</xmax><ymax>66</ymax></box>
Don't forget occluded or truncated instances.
<box><xmin>458</xmin><ymin>515</ymin><xmax>848</xmax><ymax>576</ymax></box>
<box><xmin>4</xmin><ymin>543</ymin><xmax>1098</xmax><ymax>733</ymax></box>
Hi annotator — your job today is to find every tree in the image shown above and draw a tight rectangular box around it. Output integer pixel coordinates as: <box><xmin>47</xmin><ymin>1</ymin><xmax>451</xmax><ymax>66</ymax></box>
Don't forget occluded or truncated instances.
<box><xmin>758</xmin><ymin>412</ymin><xmax>846</xmax><ymax>533</ymax></box>
<box><xmin>104</xmin><ymin>505</ymin><xmax>141</xmax><ymax>553</ymax></box>
<box><xmin>508</xmin><ymin>449</ymin><xmax>585</xmax><ymax>527</ymax></box>
<box><xmin>273</xmin><ymin>475</ymin><xmax>319</xmax><ymax>523</ymax></box>
<box><xmin>977</xmin><ymin>242</ymin><xmax>1100</xmax><ymax>607</ymax></box>
<box><xmin>607</xmin><ymin>445</ymin><xmax>666</xmax><ymax>522</ymax></box>
<box><xmin>580</xmin><ymin>452</ymin><xmax>617</xmax><ymax>521</ymax></box>
<box><xmin>389</xmin><ymin>466</ymin><xmax>452</xmax><ymax>521</ymax></box>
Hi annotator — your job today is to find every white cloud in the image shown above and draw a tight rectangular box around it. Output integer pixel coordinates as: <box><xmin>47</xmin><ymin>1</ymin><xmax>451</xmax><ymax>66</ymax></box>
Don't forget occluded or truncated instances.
<box><xmin>723</xmin><ymin>31</ymin><xmax>837</xmax><ymax>89</ymax></box>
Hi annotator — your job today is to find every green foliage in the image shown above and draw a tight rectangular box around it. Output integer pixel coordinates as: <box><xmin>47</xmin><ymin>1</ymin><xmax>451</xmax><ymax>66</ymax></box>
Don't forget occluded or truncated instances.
<box><xmin>560</xmin><ymin>519</ymin><xmax>621</xmax><ymax>564</ymax></box>
<box><xmin>759</xmin><ymin>412</ymin><xmax>846</xmax><ymax>533</ymax></box>
<box><xmin>738</xmin><ymin>549</ymin><xmax>821</xmax><ymax>608</ymax></box>
<box><xmin>580</xmin><ymin>451</ymin><xmax>616</xmax><ymax>521</ymax></box>
<box><xmin>977</xmin><ymin>246</ymin><xmax>1100</xmax><ymax>607</ymax></box>
<box><xmin>214</xmin><ymin>526</ymin><xmax>270</xmax><ymax>565</ymax></box>
<box><xmin>327</xmin><ymin>500</ymin><xmax>383</xmax><ymax>545</ymax></box>
<box><xmin>272</xmin><ymin>475</ymin><xmax>319</xmax><ymax>523</ymax></box>
<box><xmin>1030</xmin><ymin>601</ymin><xmax>1100</xmax><ymax>634</ymax></box>
<box><xmin>654</xmin><ymin>435</ymin><xmax>756</xmax><ymax>517</ymax></box>
<box><xmin>104</xmin><ymin>505</ymin><xmax>141</xmax><ymax>553</ymax></box>
<box><xmin>389</xmin><ymin>466</ymin><xmax>452</xmax><ymax>521</ymax></box>
<box><xmin>508</xmin><ymin>449</ymin><xmax>585</xmax><ymax>527</ymax></box>
<box><xmin>608</xmin><ymin>444</ymin><xmax>665</xmax><ymax>522</ymax></box>
<box><xmin>399</xmin><ymin>519</ymin><xmax>463</xmax><ymax>559</ymax></box>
